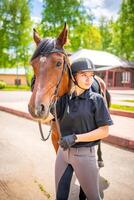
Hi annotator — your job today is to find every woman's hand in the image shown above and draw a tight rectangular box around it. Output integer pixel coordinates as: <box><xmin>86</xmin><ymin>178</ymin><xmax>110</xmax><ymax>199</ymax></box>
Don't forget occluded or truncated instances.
<box><xmin>59</xmin><ymin>134</ymin><xmax>77</xmax><ymax>150</ymax></box>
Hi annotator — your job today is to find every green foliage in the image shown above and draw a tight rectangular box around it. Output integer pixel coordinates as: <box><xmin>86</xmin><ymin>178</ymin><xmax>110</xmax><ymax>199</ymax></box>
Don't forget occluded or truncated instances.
<box><xmin>0</xmin><ymin>84</ymin><xmax>30</xmax><ymax>91</ymax></box>
<box><xmin>41</xmin><ymin>0</ymin><xmax>91</xmax><ymax>34</ymax></box>
<box><xmin>25</xmin><ymin>66</ymin><xmax>34</xmax><ymax>87</ymax></box>
<box><xmin>70</xmin><ymin>23</ymin><xmax>101</xmax><ymax>51</ymax></box>
<box><xmin>121</xmin><ymin>100</ymin><xmax>134</xmax><ymax>103</ymax></box>
<box><xmin>0</xmin><ymin>81</ymin><xmax>6</xmax><ymax>89</ymax></box>
<box><xmin>117</xmin><ymin>0</ymin><xmax>134</xmax><ymax>60</ymax></box>
<box><xmin>34</xmin><ymin>180</ymin><xmax>51</xmax><ymax>199</ymax></box>
<box><xmin>1</xmin><ymin>0</ymin><xmax>133</xmax><ymax>72</ymax></box>
<box><xmin>98</xmin><ymin>16</ymin><xmax>112</xmax><ymax>51</ymax></box>
<box><xmin>107</xmin><ymin>0</ymin><xmax>134</xmax><ymax>60</ymax></box>
<box><xmin>40</xmin><ymin>0</ymin><xmax>133</xmax><ymax>58</ymax></box>
<box><xmin>0</xmin><ymin>0</ymin><xmax>32</xmax><ymax>68</ymax></box>
<box><xmin>111</xmin><ymin>104</ymin><xmax>134</xmax><ymax>112</ymax></box>
<box><xmin>41</xmin><ymin>0</ymin><xmax>101</xmax><ymax>51</ymax></box>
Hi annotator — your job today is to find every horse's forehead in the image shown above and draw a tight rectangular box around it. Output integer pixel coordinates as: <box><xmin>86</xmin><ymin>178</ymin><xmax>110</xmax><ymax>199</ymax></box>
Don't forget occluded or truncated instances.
<box><xmin>31</xmin><ymin>38</ymin><xmax>56</xmax><ymax>61</ymax></box>
<box><xmin>50</xmin><ymin>52</ymin><xmax>65</xmax><ymax>59</ymax></box>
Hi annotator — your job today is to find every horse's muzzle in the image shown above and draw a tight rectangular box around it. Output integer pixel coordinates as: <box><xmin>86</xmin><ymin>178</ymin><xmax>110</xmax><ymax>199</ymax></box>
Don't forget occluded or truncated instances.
<box><xmin>28</xmin><ymin>104</ymin><xmax>49</xmax><ymax>119</ymax></box>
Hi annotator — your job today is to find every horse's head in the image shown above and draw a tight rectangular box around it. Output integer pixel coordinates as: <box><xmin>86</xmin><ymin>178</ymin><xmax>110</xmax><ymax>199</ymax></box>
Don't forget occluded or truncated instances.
<box><xmin>28</xmin><ymin>23</ymin><xmax>70</xmax><ymax>120</ymax></box>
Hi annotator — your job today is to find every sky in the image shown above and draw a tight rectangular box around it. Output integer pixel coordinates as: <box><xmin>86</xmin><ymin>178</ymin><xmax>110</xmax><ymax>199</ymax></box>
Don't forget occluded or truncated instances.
<box><xmin>31</xmin><ymin>0</ymin><xmax>122</xmax><ymax>23</ymax></box>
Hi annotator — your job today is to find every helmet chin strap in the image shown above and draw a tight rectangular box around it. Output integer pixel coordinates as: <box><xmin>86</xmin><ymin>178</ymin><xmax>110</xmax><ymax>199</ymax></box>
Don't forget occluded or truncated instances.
<box><xmin>73</xmin><ymin>75</ymin><xmax>94</xmax><ymax>91</ymax></box>
<box><xmin>73</xmin><ymin>78</ymin><xmax>86</xmax><ymax>90</ymax></box>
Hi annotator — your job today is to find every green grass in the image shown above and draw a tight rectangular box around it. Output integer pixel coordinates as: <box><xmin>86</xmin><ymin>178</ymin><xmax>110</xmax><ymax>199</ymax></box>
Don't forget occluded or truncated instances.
<box><xmin>121</xmin><ymin>99</ymin><xmax>134</xmax><ymax>103</ymax></box>
<box><xmin>110</xmin><ymin>104</ymin><xmax>134</xmax><ymax>112</ymax></box>
<box><xmin>34</xmin><ymin>180</ymin><xmax>51</xmax><ymax>199</ymax></box>
<box><xmin>0</xmin><ymin>85</ymin><xmax>30</xmax><ymax>91</ymax></box>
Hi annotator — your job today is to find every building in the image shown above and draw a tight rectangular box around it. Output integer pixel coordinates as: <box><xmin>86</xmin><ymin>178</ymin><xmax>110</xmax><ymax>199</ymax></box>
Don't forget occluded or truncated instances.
<box><xmin>0</xmin><ymin>67</ymin><xmax>27</xmax><ymax>85</ymax></box>
<box><xmin>95</xmin><ymin>63</ymin><xmax>134</xmax><ymax>89</ymax></box>
<box><xmin>71</xmin><ymin>49</ymin><xmax>134</xmax><ymax>89</ymax></box>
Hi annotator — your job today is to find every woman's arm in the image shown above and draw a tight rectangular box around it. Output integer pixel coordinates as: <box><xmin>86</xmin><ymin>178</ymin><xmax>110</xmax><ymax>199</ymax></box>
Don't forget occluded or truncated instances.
<box><xmin>75</xmin><ymin>125</ymin><xmax>109</xmax><ymax>143</ymax></box>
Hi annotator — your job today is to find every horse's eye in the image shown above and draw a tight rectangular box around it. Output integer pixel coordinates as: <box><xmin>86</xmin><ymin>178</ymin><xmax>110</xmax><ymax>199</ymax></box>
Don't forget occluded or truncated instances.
<box><xmin>56</xmin><ymin>61</ymin><xmax>62</xmax><ymax>67</ymax></box>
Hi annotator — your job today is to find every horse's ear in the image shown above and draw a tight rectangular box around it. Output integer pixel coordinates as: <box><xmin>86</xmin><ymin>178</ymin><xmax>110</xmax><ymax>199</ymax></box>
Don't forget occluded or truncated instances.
<box><xmin>33</xmin><ymin>28</ymin><xmax>41</xmax><ymax>46</ymax></box>
<box><xmin>57</xmin><ymin>23</ymin><xmax>68</xmax><ymax>47</ymax></box>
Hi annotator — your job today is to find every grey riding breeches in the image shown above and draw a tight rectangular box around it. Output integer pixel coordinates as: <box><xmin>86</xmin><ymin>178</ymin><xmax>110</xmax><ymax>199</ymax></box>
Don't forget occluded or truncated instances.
<box><xmin>55</xmin><ymin>146</ymin><xmax>102</xmax><ymax>200</ymax></box>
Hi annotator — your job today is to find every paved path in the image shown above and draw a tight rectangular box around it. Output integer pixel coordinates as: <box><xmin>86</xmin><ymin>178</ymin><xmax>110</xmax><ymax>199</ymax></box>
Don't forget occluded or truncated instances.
<box><xmin>109</xmin><ymin>89</ymin><xmax>134</xmax><ymax>107</ymax></box>
<box><xmin>0</xmin><ymin>111</ymin><xmax>55</xmax><ymax>200</ymax></box>
<box><xmin>0</xmin><ymin>111</ymin><xmax>134</xmax><ymax>200</ymax></box>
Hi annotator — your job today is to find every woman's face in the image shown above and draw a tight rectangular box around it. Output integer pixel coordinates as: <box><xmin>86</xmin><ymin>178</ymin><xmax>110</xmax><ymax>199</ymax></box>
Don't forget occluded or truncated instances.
<box><xmin>75</xmin><ymin>71</ymin><xmax>94</xmax><ymax>89</ymax></box>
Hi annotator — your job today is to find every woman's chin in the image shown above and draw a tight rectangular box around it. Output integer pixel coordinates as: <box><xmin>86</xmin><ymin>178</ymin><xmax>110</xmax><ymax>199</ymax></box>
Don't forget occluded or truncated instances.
<box><xmin>84</xmin><ymin>85</ymin><xmax>91</xmax><ymax>89</ymax></box>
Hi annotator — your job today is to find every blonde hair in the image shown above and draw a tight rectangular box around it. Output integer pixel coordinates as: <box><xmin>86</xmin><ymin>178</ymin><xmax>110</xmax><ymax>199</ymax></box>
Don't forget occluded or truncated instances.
<box><xmin>68</xmin><ymin>79</ymin><xmax>75</xmax><ymax>95</ymax></box>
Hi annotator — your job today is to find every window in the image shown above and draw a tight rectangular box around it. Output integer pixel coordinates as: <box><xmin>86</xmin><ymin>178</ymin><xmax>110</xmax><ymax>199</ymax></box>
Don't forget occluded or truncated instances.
<box><xmin>15</xmin><ymin>79</ymin><xmax>21</xmax><ymax>85</ymax></box>
<box><xmin>122</xmin><ymin>71</ymin><xmax>130</xmax><ymax>83</ymax></box>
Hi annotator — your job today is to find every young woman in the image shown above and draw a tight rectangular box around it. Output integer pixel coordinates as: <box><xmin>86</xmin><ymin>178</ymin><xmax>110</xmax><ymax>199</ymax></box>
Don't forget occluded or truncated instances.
<box><xmin>44</xmin><ymin>58</ymin><xmax>113</xmax><ymax>200</ymax></box>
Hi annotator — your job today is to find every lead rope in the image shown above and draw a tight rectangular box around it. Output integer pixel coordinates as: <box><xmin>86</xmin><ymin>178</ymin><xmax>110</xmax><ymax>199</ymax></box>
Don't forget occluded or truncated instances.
<box><xmin>38</xmin><ymin>97</ymin><xmax>62</xmax><ymax>141</ymax></box>
<box><xmin>38</xmin><ymin>94</ymin><xmax>62</xmax><ymax>142</ymax></box>
<box><xmin>38</xmin><ymin>121</ymin><xmax>52</xmax><ymax>141</ymax></box>
<box><xmin>53</xmin><ymin>98</ymin><xmax>62</xmax><ymax>138</ymax></box>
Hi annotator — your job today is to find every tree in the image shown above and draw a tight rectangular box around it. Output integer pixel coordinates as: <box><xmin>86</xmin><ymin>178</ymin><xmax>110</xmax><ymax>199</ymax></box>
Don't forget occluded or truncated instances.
<box><xmin>41</xmin><ymin>0</ymin><xmax>94</xmax><ymax>51</ymax></box>
<box><xmin>120</xmin><ymin>0</ymin><xmax>134</xmax><ymax>60</ymax></box>
<box><xmin>70</xmin><ymin>23</ymin><xmax>101</xmax><ymax>51</ymax></box>
<box><xmin>112</xmin><ymin>0</ymin><xmax>134</xmax><ymax>60</ymax></box>
<box><xmin>0</xmin><ymin>0</ymin><xmax>32</xmax><ymax>68</ymax></box>
<box><xmin>98</xmin><ymin>16</ymin><xmax>113</xmax><ymax>51</ymax></box>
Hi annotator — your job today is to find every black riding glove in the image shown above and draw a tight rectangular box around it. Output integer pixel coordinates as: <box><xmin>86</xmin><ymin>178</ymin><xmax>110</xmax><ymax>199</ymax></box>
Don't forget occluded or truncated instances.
<box><xmin>59</xmin><ymin>134</ymin><xmax>77</xmax><ymax>150</ymax></box>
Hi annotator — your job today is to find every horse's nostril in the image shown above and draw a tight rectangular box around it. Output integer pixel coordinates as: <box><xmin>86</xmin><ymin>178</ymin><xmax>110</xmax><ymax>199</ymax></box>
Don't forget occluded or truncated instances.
<box><xmin>40</xmin><ymin>104</ymin><xmax>45</xmax><ymax>112</ymax></box>
<box><xmin>36</xmin><ymin>104</ymin><xmax>46</xmax><ymax>116</ymax></box>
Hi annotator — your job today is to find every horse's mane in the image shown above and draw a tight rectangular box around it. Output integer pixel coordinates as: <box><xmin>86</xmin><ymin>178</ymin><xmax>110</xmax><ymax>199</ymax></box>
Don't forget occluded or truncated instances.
<box><xmin>31</xmin><ymin>37</ymin><xmax>66</xmax><ymax>61</ymax></box>
<box><xmin>31</xmin><ymin>38</ymin><xmax>56</xmax><ymax>61</ymax></box>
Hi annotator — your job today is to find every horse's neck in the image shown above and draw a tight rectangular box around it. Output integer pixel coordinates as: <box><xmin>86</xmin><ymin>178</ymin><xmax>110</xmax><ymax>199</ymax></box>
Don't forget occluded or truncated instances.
<box><xmin>94</xmin><ymin>75</ymin><xmax>108</xmax><ymax>107</ymax></box>
<box><xmin>94</xmin><ymin>75</ymin><xmax>106</xmax><ymax>95</ymax></box>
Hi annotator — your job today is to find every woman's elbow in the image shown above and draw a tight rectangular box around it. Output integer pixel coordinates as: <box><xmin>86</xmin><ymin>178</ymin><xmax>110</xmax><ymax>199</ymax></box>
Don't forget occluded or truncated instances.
<box><xmin>101</xmin><ymin>125</ymin><xmax>109</xmax><ymax>138</ymax></box>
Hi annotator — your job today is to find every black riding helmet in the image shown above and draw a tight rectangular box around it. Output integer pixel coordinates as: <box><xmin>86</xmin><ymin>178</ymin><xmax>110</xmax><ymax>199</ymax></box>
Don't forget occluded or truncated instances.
<box><xmin>71</xmin><ymin>58</ymin><xmax>95</xmax><ymax>75</ymax></box>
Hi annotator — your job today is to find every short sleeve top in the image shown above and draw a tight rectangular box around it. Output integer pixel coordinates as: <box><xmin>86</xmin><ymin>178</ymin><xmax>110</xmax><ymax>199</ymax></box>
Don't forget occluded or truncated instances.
<box><xmin>55</xmin><ymin>89</ymin><xmax>113</xmax><ymax>147</ymax></box>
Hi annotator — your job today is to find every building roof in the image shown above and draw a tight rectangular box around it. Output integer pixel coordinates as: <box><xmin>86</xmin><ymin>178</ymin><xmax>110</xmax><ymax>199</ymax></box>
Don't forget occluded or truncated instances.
<box><xmin>71</xmin><ymin>49</ymin><xmax>134</xmax><ymax>70</ymax></box>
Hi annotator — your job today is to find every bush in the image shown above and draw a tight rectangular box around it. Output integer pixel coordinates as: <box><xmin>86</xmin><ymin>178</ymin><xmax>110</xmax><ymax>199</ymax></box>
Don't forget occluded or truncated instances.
<box><xmin>0</xmin><ymin>80</ymin><xmax>6</xmax><ymax>89</ymax></box>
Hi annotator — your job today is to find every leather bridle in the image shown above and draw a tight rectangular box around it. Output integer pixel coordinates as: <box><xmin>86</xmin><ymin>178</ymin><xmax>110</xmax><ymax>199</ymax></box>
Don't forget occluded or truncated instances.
<box><xmin>37</xmin><ymin>48</ymin><xmax>71</xmax><ymax>141</ymax></box>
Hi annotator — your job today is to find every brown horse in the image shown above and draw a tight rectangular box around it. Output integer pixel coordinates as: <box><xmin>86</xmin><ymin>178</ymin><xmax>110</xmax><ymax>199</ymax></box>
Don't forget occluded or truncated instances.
<box><xmin>28</xmin><ymin>23</ymin><xmax>111</xmax><ymax>154</ymax></box>
<box><xmin>28</xmin><ymin>24</ymin><xmax>70</xmax><ymax>121</ymax></box>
